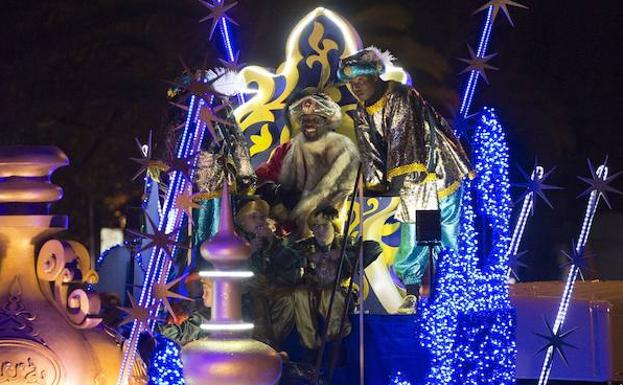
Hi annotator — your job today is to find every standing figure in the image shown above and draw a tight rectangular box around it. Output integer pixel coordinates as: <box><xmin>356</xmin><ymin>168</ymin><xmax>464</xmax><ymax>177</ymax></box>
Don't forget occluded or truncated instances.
<box><xmin>338</xmin><ymin>47</ymin><xmax>473</xmax><ymax>313</ymax></box>
<box><xmin>258</xmin><ymin>92</ymin><xmax>360</xmax><ymax>237</ymax></box>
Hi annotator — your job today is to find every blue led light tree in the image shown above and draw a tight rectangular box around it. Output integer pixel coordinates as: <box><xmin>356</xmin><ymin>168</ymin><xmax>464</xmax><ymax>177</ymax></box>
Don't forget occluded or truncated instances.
<box><xmin>420</xmin><ymin>107</ymin><xmax>516</xmax><ymax>385</ymax></box>
<box><xmin>148</xmin><ymin>335</ymin><xmax>185</xmax><ymax>385</ymax></box>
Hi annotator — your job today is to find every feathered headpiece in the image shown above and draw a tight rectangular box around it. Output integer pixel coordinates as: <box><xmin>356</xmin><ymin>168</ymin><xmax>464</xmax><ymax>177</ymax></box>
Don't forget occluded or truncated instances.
<box><xmin>205</xmin><ymin>67</ymin><xmax>250</xmax><ymax>96</ymax></box>
<box><xmin>337</xmin><ymin>46</ymin><xmax>396</xmax><ymax>81</ymax></box>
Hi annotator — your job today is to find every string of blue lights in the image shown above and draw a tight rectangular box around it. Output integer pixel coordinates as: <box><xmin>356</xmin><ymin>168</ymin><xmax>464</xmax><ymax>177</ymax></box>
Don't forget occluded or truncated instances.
<box><xmin>419</xmin><ymin>107</ymin><xmax>516</xmax><ymax>385</ymax></box>
<box><xmin>141</xmin><ymin>2</ymin><xmax>244</xmax><ymax>384</ymax></box>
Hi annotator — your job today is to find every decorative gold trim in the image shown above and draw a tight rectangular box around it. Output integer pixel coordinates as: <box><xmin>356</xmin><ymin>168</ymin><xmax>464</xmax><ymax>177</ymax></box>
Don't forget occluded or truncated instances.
<box><xmin>364</xmin><ymin>94</ymin><xmax>387</xmax><ymax>115</ymax></box>
<box><xmin>437</xmin><ymin>180</ymin><xmax>462</xmax><ymax>200</ymax></box>
<box><xmin>387</xmin><ymin>162</ymin><xmax>427</xmax><ymax>180</ymax></box>
<box><xmin>421</xmin><ymin>173</ymin><xmax>437</xmax><ymax>183</ymax></box>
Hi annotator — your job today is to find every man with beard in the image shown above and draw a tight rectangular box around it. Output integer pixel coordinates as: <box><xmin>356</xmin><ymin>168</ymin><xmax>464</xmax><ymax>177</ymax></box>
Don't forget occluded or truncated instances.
<box><xmin>273</xmin><ymin>92</ymin><xmax>360</xmax><ymax>237</ymax></box>
<box><xmin>338</xmin><ymin>47</ymin><xmax>473</xmax><ymax>313</ymax></box>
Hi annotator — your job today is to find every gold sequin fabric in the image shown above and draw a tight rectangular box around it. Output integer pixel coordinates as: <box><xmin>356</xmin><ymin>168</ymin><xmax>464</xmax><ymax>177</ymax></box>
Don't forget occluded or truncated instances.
<box><xmin>353</xmin><ymin>81</ymin><xmax>473</xmax><ymax>222</ymax></box>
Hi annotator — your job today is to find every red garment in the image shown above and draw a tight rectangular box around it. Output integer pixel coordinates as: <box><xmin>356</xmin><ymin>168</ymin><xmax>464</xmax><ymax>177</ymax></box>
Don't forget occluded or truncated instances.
<box><xmin>255</xmin><ymin>142</ymin><xmax>292</xmax><ymax>183</ymax></box>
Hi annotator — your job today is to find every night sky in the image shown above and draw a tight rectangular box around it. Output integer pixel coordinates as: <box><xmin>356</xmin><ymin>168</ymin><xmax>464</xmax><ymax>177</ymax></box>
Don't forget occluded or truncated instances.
<box><xmin>3</xmin><ymin>0</ymin><xmax>622</xmax><ymax>280</ymax></box>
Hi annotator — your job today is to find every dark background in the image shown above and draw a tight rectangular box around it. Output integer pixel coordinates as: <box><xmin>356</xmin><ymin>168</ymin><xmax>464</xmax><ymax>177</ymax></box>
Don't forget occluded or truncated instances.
<box><xmin>2</xmin><ymin>0</ymin><xmax>622</xmax><ymax>280</ymax></box>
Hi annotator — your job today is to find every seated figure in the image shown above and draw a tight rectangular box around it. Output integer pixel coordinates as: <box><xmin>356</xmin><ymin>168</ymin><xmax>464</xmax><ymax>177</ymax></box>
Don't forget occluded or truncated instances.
<box><xmin>291</xmin><ymin>207</ymin><xmax>382</xmax><ymax>356</ymax></box>
<box><xmin>256</xmin><ymin>92</ymin><xmax>360</xmax><ymax>237</ymax></box>
<box><xmin>235</xmin><ymin>198</ymin><xmax>306</xmax><ymax>349</ymax></box>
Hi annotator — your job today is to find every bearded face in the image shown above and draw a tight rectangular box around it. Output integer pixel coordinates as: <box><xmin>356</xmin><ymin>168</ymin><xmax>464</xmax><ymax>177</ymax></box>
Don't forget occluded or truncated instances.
<box><xmin>300</xmin><ymin>114</ymin><xmax>329</xmax><ymax>142</ymax></box>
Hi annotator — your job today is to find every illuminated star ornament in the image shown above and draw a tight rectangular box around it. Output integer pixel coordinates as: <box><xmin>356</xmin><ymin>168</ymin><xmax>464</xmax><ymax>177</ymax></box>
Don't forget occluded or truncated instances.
<box><xmin>514</xmin><ymin>162</ymin><xmax>562</xmax><ymax>212</ymax></box>
<box><xmin>474</xmin><ymin>0</ymin><xmax>528</xmax><ymax>26</ymax></box>
<box><xmin>127</xmin><ymin>212</ymin><xmax>186</xmax><ymax>260</ymax></box>
<box><xmin>561</xmin><ymin>240</ymin><xmax>594</xmax><ymax>281</ymax></box>
<box><xmin>167</xmin><ymin>71</ymin><xmax>226</xmax><ymax>105</ymax></box>
<box><xmin>174</xmin><ymin>186</ymin><xmax>202</xmax><ymax>212</ymax></box>
<box><xmin>218</xmin><ymin>51</ymin><xmax>246</xmax><ymax>72</ymax></box>
<box><xmin>153</xmin><ymin>274</ymin><xmax>192</xmax><ymax>323</ymax></box>
<box><xmin>535</xmin><ymin>318</ymin><xmax>578</xmax><ymax>366</ymax></box>
<box><xmin>198</xmin><ymin>0</ymin><xmax>239</xmax><ymax>40</ymax></box>
<box><xmin>508</xmin><ymin>249</ymin><xmax>528</xmax><ymax>280</ymax></box>
<box><xmin>577</xmin><ymin>157</ymin><xmax>623</xmax><ymax>209</ymax></box>
<box><xmin>164</xmin><ymin>153</ymin><xmax>199</xmax><ymax>185</ymax></box>
<box><xmin>117</xmin><ymin>293</ymin><xmax>161</xmax><ymax>328</ymax></box>
<box><xmin>458</xmin><ymin>44</ymin><xmax>499</xmax><ymax>84</ymax></box>
<box><xmin>198</xmin><ymin>102</ymin><xmax>236</xmax><ymax>142</ymax></box>
<box><xmin>130</xmin><ymin>132</ymin><xmax>168</xmax><ymax>182</ymax></box>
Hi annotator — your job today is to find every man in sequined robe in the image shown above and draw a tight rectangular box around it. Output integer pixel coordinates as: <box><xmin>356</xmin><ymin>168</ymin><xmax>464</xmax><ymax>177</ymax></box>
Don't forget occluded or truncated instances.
<box><xmin>338</xmin><ymin>47</ymin><xmax>473</xmax><ymax>313</ymax></box>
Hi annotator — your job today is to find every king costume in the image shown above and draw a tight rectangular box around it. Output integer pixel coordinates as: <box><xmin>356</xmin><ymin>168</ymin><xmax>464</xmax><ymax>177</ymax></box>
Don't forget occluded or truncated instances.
<box><xmin>338</xmin><ymin>47</ymin><xmax>473</xmax><ymax>308</ymax></box>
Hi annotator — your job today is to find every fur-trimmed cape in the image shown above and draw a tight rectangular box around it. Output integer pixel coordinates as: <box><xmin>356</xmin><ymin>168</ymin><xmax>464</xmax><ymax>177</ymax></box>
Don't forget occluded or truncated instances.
<box><xmin>278</xmin><ymin>131</ymin><xmax>360</xmax><ymax>226</ymax></box>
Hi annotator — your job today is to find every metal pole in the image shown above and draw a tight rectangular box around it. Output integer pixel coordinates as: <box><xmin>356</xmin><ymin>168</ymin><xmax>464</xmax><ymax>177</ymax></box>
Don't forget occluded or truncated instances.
<box><xmin>313</xmin><ymin>164</ymin><xmax>362</xmax><ymax>385</ymax></box>
<box><xmin>357</xmin><ymin>172</ymin><xmax>365</xmax><ymax>385</ymax></box>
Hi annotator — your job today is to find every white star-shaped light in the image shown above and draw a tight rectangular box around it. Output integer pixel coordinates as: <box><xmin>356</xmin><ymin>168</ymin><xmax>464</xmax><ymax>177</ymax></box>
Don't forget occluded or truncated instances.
<box><xmin>474</xmin><ymin>0</ymin><xmax>528</xmax><ymax>27</ymax></box>
<box><xmin>153</xmin><ymin>274</ymin><xmax>193</xmax><ymax>323</ymax></box>
<box><xmin>458</xmin><ymin>44</ymin><xmax>499</xmax><ymax>84</ymax></box>
<box><xmin>514</xmin><ymin>162</ymin><xmax>562</xmax><ymax>213</ymax></box>
<box><xmin>198</xmin><ymin>0</ymin><xmax>239</xmax><ymax>40</ymax></box>
<box><xmin>577</xmin><ymin>157</ymin><xmax>623</xmax><ymax>209</ymax></box>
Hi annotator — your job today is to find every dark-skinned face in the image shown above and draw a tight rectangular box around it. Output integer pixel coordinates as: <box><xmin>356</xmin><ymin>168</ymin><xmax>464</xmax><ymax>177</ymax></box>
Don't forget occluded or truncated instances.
<box><xmin>301</xmin><ymin>114</ymin><xmax>328</xmax><ymax>142</ymax></box>
<box><xmin>348</xmin><ymin>75</ymin><xmax>377</xmax><ymax>102</ymax></box>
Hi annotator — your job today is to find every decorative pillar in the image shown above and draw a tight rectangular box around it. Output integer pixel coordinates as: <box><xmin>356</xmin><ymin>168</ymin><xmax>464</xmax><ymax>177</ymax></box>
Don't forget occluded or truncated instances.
<box><xmin>182</xmin><ymin>183</ymin><xmax>281</xmax><ymax>385</ymax></box>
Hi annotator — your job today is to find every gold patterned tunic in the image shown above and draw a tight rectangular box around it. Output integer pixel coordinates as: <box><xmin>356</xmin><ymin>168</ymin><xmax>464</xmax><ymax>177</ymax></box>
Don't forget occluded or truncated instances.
<box><xmin>353</xmin><ymin>81</ymin><xmax>473</xmax><ymax>222</ymax></box>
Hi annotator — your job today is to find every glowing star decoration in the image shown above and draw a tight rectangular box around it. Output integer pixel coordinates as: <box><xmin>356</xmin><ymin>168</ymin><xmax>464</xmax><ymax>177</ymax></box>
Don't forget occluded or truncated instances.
<box><xmin>535</xmin><ymin>317</ymin><xmax>578</xmax><ymax>367</ymax></box>
<box><xmin>233</xmin><ymin>7</ymin><xmax>408</xmax><ymax>166</ymax></box>
<box><xmin>130</xmin><ymin>133</ymin><xmax>167</xmax><ymax>183</ymax></box>
<box><xmin>117</xmin><ymin>2</ymin><xmax>242</xmax><ymax>382</ymax></box>
<box><xmin>127</xmin><ymin>212</ymin><xmax>186</xmax><ymax>261</ymax></box>
<box><xmin>474</xmin><ymin>0</ymin><xmax>528</xmax><ymax>26</ymax></box>
<box><xmin>168</xmin><ymin>71</ymin><xmax>226</xmax><ymax>105</ymax></box>
<box><xmin>514</xmin><ymin>162</ymin><xmax>562</xmax><ymax>212</ymax></box>
<box><xmin>577</xmin><ymin>157</ymin><xmax>623</xmax><ymax>209</ymax></box>
<box><xmin>198</xmin><ymin>0</ymin><xmax>239</xmax><ymax>40</ymax></box>
<box><xmin>174</xmin><ymin>186</ymin><xmax>202</xmax><ymax>212</ymax></box>
<box><xmin>537</xmin><ymin>160</ymin><xmax>610</xmax><ymax>385</ymax></box>
<box><xmin>153</xmin><ymin>274</ymin><xmax>192</xmax><ymax>323</ymax></box>
<box><xmin>117</xmin><ymin>292</ymin><xmax>161</xmax><ymax>328</ymax></box>
<box><xmin>197</xmin><ymin>102</ymin><xmax>236</xmax><ymax>142</ymax></box>
<box><xmin>560</xmin><ymin>240</ymin><xmax>594</xmax><ymax>281</ymax></box>
<box><xmin>458</xmin><ymin>44</ymin><xmax>499</xmax><ymax>84</ymax></box>
<box><xmin>218</xmin><ymin>50</ymin><xmax>246</xmax><ymax>72</ymax></box>
<box><xmin>508</xmin><ymin>249</ymin><xmax>529</xmax><ymax>280</ymax></box>
<box><xmin>164</xmin><ymin>153</ymin><xmax>198</xmax><ymax>185</ymax></box>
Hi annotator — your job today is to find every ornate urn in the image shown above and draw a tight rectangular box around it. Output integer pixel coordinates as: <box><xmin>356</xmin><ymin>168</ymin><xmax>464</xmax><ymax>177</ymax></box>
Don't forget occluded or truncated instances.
<box><xmin>0</xmin><ymin>146</ymin><xmax>143</xmax><ymax>385</ymax></box>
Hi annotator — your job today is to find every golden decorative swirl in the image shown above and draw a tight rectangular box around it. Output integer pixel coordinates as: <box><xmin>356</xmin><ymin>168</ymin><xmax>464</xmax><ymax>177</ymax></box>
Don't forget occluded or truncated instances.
<box><xmin>305</xmin><ymin>21</ymin><xmax>339</xmax><ymax>88</ymax></box>
<box><xmin>37</xmin><ymin>240</ymin><xmax>102</xmax><ymax>329</ymax></box>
